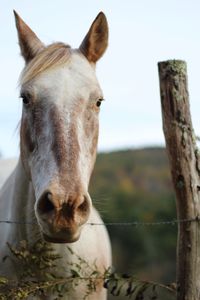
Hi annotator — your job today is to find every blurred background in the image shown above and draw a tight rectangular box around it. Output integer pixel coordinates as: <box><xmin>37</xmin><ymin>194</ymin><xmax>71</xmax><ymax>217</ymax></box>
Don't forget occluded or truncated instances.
<box><xmin>90</xmin><ymin>148</ymin><xmax>176</xmax><ymax>299</ymax></box>
<box><xmin>1</xmin><ymin>1</ymin><xmax>200</xmax><ymax>299</ymax></box>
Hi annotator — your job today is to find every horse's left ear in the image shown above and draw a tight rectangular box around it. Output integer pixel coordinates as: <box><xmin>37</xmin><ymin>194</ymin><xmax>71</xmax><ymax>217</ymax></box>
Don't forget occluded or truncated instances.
<box><xmin>13</xmin><ymin>10</ymin><xmax>45</xmax><ymax>63</ymax></box>
<box><xmin>79</xmin><ymin>12</ymin><xmax>108</xmax><ymax>63</ymax></box>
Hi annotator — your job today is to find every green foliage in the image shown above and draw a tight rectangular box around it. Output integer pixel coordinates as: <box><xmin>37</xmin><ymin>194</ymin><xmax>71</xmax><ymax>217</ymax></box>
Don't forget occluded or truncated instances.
<box><xmin>104</xmin><ymin>273</ymin><xmax>175</xmax><ymax>299</ymax></box>
<box><xmin>0</xmin><ymin>241</ymin><xmax>103</xmax><ymax>299</ymax></box>
<box><xmin>0</xmin><ymin>240</ymin><xmax>175</xmax><ymax>300</ymax></box>
<box><xmin>0</xmin><ymin>240</ymin><xmax>66</xmax><ymax>299</ymax></box>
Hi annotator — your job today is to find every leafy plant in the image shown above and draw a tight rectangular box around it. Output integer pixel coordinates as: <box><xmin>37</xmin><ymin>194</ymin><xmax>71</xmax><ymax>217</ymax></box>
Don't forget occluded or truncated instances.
<box><xmin>0</xmin><ymin>240</ymin><xmax>175</xmax><ymax>299</ymax></box>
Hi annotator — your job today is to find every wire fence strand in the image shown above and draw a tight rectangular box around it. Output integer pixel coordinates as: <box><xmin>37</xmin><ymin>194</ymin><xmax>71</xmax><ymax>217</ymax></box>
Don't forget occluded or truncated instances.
<box><xmin>0</xmin><ymin>217</ymin><xmax>199</xmax><ymax>227</ymax></box>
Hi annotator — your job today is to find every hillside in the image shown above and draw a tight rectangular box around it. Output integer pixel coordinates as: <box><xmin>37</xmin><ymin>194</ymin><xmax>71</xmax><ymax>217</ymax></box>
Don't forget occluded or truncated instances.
<box><xmin>89</xmin><ymin>147</ymin><xmax>177</xmax><ymax>299</ymax></box>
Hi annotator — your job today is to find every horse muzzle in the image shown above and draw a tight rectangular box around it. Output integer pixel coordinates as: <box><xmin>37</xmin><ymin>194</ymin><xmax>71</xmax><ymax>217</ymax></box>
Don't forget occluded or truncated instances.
<box><xmin>36</xmin><ymin>190</ymin><xmax>91</xmax><ymax>244</ymax></box>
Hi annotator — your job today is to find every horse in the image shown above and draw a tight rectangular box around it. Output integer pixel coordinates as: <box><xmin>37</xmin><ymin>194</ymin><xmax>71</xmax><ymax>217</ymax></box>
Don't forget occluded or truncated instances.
<box><xmin>0</xmin><ymin>11</ymin><xmax>111</xmax><ymax>299</ymax></box>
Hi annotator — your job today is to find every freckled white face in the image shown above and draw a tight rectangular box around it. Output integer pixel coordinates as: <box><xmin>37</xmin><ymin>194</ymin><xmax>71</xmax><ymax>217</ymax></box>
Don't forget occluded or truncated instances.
<box><xmin>20</xmin><ymin>51</ymin><xmax>104</xmax><ymax>210</ymax></box>
<box><xmin>15</xmin><ymin>10</ymin><xmax>108</xmax><ymax>242</ymax></box>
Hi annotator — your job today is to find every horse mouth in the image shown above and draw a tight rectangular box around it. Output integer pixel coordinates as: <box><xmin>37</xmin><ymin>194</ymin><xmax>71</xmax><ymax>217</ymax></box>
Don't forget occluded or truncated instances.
<box><xmin>42</xmin><ymin>232</ymin><xmax>80</xmax><ymax>244</ymax></box>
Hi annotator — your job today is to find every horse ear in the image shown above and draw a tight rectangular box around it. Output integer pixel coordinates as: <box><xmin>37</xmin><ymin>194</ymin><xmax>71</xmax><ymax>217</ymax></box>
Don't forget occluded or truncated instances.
<box><xmin>13</xmin><ymin>10</ymin><xmax>45</xmax><ymax>63</ymax></box>
<box><xmin>79</xmin><ymin>12</ymin><xmax>108</xmax><ymax>63</ymax></box>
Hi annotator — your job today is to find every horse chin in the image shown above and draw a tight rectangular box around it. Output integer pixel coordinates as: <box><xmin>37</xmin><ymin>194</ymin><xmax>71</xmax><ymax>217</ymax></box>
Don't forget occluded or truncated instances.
<box><xmin>42</xmin><ymin>232</ymin><xmax>80</xmax><ymax>244</ymax></box>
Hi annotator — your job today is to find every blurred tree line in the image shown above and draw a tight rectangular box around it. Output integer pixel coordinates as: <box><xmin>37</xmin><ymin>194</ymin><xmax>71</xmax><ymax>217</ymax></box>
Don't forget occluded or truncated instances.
<box><xmin>89</xmin><ymin>147</ymin><xmax>176</xmax><ymax>300</ymax></box>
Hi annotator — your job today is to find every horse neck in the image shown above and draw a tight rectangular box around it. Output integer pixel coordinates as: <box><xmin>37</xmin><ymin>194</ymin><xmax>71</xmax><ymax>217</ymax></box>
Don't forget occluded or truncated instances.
<box><xmin>10</xmin><ymin>158</ymin><xmax>40</xmax><ymax>243</ymax></box>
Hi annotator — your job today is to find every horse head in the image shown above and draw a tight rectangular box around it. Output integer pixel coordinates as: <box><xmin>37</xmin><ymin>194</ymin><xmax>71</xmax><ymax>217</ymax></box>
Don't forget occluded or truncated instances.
<box><xmin>14</xmin><ymin>11</ymin><xmax>108</xmax><ymax>243</ymax></box>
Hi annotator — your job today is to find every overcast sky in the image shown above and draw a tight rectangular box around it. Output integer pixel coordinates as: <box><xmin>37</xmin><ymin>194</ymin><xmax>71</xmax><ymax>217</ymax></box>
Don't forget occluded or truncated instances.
<box><xmin>1</xmin><ymin>0</ymin><xmax>200</xmax><ymax>158</ymax></box>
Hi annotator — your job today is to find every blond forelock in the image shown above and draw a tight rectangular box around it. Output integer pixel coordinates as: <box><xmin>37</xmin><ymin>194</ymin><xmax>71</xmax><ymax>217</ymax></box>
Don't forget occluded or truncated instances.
<box><xmin>20</xmin><ymin>43</ymin><xmax>71</xmax><ymax>85</ymax></box>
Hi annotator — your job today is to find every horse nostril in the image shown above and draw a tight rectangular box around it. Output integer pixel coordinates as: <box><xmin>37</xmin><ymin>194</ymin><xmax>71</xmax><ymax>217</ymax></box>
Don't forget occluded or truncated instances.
<box><xmin>37</xmin><ymin>192</ymin><xmax>55</xmax><ymax>215</ymax></box>
<box><xmin>77</xmin><ymin>196</ymin><xmax>90</xmax><ymax>217</ymax></box>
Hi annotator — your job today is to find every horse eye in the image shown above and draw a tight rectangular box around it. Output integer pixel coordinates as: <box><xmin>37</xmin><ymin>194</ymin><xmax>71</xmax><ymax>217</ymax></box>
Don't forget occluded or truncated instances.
<box><xmin>96</xmin><ymin>99</ymin><xmax>104</xmax><ymax>107</ymax></box>
<box><xmin>21</xmin><ymin>94</ymin><xmax>31</xmax><ymax>105</ymax></box>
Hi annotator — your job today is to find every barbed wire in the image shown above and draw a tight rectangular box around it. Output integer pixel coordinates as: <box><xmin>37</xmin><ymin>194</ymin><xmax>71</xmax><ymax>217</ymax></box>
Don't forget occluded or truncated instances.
<box><xmin>89</xmin><ymin>217</ymin><xmax>198</xmax><ymax>226</ymax></box>
<box><xmin>0</xmin><ymin>217</ymin><xmax>198</xmax><ymax>227</ymax></box>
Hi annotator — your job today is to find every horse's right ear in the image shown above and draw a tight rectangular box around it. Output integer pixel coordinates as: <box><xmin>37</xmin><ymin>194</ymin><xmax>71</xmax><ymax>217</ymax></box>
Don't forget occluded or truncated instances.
<box><xmin>13</xmin><ymin>10</ymin><xmax>45</xmax><ymax>63</ymax></box>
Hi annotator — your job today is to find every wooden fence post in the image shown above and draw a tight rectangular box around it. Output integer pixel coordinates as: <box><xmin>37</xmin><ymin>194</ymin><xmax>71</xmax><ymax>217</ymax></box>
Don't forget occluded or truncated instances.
<box><xmin>158</xmin><ymin>60</ymin><xmax>200</xmax><ymax>300</ymax></box>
